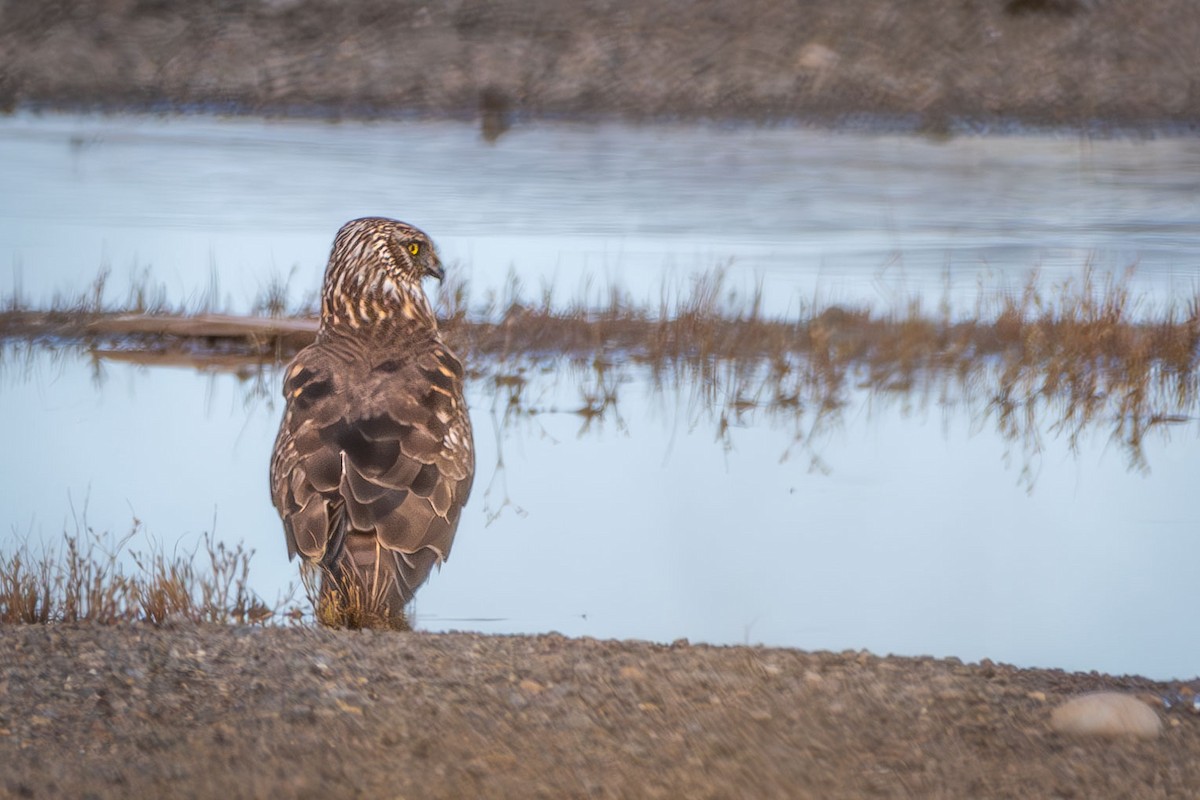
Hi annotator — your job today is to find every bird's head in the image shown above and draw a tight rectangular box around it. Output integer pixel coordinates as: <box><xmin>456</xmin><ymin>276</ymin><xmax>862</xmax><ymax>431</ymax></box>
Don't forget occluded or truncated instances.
<box><xmin>320</xmin><ymin>217</ymin><xmax>445</xmax><ymax>331</ymax></box>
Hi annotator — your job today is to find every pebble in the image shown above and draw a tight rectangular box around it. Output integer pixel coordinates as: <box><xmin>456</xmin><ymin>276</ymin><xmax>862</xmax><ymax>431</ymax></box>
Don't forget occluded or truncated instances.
<box><xmin>795</xmin><ymin>42</ymin><xmax>839</xmax><ymax>71</ymax></box>
<box><xmin>1050</xmin><ymin>692</ymin><xmax>1162</xmax><ymax>739</ymax></box>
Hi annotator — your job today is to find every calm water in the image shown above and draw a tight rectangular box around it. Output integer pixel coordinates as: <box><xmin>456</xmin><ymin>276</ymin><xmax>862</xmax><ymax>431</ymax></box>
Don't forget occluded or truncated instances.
<box><xmin>2</xmin><ymin>113</ymin><xmax>1199</xmax><ymax>679</ymax></box>
<box><xmin>3</xmin><ymin>112</ymin><xmax>1200</xmax><ymax>314</ymax></box>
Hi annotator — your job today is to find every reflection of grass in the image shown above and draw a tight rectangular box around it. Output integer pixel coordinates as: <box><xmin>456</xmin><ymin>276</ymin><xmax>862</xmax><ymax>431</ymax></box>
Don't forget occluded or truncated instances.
<box><xmin>2</xmin><ymin>267</ymin><xmax>1197</xmax><ymax>483</ymax></box>
<box><xmin>454</xmin><ymin>268</ymin><xmax>1198</xmax><ymax>478</ymax></box>
<box><xmin>0</xmin><ymin>515</ymin><xmax>295</xmax><ymax>625</ymax></box>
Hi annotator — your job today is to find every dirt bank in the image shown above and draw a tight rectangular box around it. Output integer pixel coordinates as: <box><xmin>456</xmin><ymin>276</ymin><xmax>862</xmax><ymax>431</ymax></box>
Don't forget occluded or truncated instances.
<box><xmin>2</xmin><ymin>0</ymin><xmax>1199</xmax><ymax>130</ymax></box>
<box><xmin>1</xmin><ymin>624</ymin><xmax>1198</xmax><ymax>798</ymax></box>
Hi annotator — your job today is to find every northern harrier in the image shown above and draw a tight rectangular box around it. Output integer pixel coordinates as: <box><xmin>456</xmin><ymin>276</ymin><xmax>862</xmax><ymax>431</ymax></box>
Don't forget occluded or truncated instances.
<box><xmin>270</xmin><ymin>217</ymin><xmax>474</xmax><ymax>628</ymax></box>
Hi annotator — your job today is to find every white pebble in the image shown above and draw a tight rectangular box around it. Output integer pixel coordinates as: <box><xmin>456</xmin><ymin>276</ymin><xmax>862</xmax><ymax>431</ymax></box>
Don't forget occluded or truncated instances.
<box><xmin>1050</xmin><ymin>692</ymin><xmax>1162</xmax><ymax>740</ymax></box>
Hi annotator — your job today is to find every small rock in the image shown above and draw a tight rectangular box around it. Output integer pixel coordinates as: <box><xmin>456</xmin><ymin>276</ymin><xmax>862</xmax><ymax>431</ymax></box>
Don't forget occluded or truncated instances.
<box><xmin>518</xmin><ymin>679</ymin><xmax>544</xmax><ymax>694</ymax></box>
<box><xmin>1027</xmin><ymin>691</ymin><xmax>1047</xmax><ymax>703</ymax></box>
<box><xmin>1050</xmin><ymin>692</ymin><xmax>1162</xmax><ymax>739</ymax></box>
<box><xmin>618</xmin><ymin>666</ymin><xmax>646</xmax><ymax>681</ymax></box>
<box><xmin>334</xmin><ymin>698</ymin><xmax>363</xmax><ymax>715</ymax></box>
<box><xmin>796</xmin><ymin>42</ymin><xmax>838</xmax><ymax>71</ymax></box>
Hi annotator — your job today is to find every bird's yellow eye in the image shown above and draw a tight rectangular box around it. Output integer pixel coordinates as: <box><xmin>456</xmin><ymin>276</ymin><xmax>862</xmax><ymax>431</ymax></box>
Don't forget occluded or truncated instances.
<box><xmin>408</xmin><ymin>243</ymin><xmax>421</xmax><ymax>256</ymax></box>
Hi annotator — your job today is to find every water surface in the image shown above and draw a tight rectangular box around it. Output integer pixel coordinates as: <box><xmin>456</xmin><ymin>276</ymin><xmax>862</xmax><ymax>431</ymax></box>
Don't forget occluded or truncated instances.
<box><xmin>2</xmin><ymin>113</ymin><xmax>1198</xmax><ymax>679</ymax></box>
<box><xmin>3</xmin><ymin>113</ymin><xmax>1199</xmax><ymax>314</ymax></box>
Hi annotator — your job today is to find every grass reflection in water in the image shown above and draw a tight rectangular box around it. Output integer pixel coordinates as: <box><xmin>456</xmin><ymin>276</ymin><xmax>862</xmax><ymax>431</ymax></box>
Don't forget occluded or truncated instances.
<box><xmin>3</xmin><ymin>267</ymin><xmax>1197</xmax><ymax>489</ymax></box>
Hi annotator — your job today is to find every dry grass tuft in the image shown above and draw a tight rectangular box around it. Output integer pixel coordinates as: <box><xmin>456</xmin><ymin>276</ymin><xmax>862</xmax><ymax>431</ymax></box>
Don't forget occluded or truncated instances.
<box><xmin>300</xmin><ymin>563</ymin><xmax>411</xmax><ymax>632</ymax></box>
<box><xmin>0</xmin><ymin>517</ymin><xmax>294</xmax><ymax>626</ymax></box>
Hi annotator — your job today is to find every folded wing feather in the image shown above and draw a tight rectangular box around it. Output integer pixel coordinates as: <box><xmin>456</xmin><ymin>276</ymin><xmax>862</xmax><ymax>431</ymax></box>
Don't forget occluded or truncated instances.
<box><xmin>269</xmin><ymin>335</ymin><xmax>473</xmax><ymax>600</ymax></box>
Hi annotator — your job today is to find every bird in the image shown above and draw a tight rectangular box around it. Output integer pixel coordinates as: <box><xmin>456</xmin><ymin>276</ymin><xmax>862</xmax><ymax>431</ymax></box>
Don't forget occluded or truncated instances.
<box><xmin>270</xmin><ymin>217</ymin><xmax>474</xmax><ymax>629</ymax></box>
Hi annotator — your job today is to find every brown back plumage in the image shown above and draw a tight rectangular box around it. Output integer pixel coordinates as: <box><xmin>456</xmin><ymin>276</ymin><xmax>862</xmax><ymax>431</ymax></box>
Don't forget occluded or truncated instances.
<box><xmin>270</xmin><ymin>218</ymin><xmax>474</xmax><ymax>627</ymax></box>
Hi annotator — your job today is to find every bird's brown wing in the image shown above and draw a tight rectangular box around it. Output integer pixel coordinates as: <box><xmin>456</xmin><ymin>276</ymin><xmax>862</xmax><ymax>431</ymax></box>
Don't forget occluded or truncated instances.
<box><xmin>270</xmin><ymin>333</ymin><xmax>474</xmax><ymax>598</ymax></box>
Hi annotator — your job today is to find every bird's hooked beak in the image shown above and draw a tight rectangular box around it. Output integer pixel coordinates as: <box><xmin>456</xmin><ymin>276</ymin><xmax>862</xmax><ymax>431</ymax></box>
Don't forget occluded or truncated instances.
<box><xmin>425</xmin><ymin>256</ymin><xmax>445</xmax><ymax>282</ymax></box>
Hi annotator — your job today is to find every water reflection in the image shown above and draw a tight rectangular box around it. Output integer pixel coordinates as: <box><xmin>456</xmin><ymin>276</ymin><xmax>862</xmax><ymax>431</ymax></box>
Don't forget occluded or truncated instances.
<box><xmin>13</xmin><ymin>268</ymin><xmax>1194</xmax><ymax>491</ymax></box>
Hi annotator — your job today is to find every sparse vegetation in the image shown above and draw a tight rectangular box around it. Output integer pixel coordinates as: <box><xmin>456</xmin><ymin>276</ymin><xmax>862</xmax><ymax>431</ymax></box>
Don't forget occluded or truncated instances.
<box><xmin>0</xmin><ymin>508</ymin><xmax>423</xmax><ymax>631</ymax></box>
<box><xmin>2</xmin><ymin>265</ymin><xmax>1197</xmax><ymax>483</ymax></box>
<box><xmin>0</xmin><ymin>514</ymin><xmax>296</xmax><ymax>626</ymax></box>
<box><xmin>463</xmin><ymin>267</ymin><xmax>1199</xmax><ymax>481</ymax></box>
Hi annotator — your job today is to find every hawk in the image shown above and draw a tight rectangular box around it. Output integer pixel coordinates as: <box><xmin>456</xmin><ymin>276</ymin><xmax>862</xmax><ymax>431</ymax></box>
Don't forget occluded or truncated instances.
<box><xmin>270</xmin><ymin>217</ymin><xmax>474</xmax><ymax>628</ymax></box>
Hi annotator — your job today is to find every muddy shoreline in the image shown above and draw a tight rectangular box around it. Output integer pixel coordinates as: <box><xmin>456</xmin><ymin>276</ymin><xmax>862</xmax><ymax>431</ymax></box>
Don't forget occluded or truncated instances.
<box><xmin>3</xmin><ymin>0</ymin><xmax>1199</xmax><ymax>132</ymax></box>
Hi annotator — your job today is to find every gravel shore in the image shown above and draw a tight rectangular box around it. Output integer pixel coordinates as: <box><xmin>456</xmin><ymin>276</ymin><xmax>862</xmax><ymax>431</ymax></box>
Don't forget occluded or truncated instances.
<box><xmin>2</xmin><ymin>0</ymin><xmax>1199</xmax><ymax>130</ymax></box>
<box><xmin>2</xmin><ymin>624</ymin><xmax>1199</xmax><ymax>798</ymax></box>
